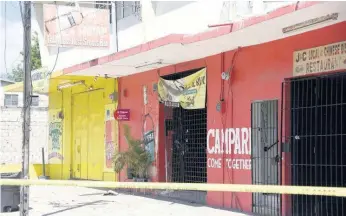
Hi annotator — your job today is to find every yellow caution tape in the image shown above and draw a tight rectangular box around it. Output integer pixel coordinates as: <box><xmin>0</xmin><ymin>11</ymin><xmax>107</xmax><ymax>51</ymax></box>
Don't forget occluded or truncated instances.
<box><xmin>1</xmin><ymin>179</ymin><xmax>346</xmax><ymax>197</ymax></box>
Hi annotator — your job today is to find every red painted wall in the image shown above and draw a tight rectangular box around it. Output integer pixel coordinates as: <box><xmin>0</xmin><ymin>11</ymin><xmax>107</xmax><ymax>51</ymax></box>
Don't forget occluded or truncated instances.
<box><xmin>117</xmin><ymin>21</ymin><xmax>346</xmax><ymax>214</ymax></box>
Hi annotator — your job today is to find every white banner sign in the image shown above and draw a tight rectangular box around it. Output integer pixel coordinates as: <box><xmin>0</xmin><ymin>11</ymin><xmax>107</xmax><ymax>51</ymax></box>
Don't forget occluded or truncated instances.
<box><xmin>293</xmin><ymin>41</ymin><xmax>346</xmax><ymax>76</ymax></box>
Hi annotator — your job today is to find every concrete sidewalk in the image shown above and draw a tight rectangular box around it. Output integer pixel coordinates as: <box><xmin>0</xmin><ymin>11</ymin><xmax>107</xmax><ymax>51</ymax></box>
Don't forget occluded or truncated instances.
<box><xmin>3</xmin><ymin>186</ymin><xmax>250</xmax><ymax>216</ymax></box>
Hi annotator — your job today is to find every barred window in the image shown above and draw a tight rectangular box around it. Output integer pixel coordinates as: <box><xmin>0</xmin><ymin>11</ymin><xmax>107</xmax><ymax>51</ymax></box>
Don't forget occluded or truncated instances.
<box><xmin>4</xmin><ymin>94</ymin><xmax>19</xmax><ymax>106</ymax></box>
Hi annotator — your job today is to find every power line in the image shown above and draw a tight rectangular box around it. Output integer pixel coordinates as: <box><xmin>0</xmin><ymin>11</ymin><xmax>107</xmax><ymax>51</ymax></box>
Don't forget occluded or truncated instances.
<box><xmin>46</xmin><ymin>2</ymin><xmax>61</xmax><ymax>79</ymax></box>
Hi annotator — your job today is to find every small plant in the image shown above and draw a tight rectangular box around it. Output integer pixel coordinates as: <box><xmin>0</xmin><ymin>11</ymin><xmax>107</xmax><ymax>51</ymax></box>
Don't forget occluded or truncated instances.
<box><xmin>113</xmin><ymin>124</ymin><xmax>153</xmax><ymax>180</ymax></box>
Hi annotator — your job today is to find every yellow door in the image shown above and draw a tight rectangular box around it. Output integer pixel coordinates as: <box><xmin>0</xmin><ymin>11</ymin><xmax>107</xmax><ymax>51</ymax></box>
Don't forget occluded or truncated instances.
<box><xmin>72</xmin><ymin>93</ymin><xmax>89</xmax><ymax>179</ymax></box>
<box><xmin>87</xmin><ymin>90</ymin><xmax>105</xmax><ymax>180</ymax></box>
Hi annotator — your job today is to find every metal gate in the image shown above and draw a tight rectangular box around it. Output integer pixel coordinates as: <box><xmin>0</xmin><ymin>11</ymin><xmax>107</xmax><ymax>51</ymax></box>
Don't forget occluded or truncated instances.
<box><xmin>161</xmin><ymin>70</ymin><xmax>208</xmax><ymax>204</ymax></box>
<box><xmin>282</xmin><ymin>73</ymin><xmax>346</xmax><ymax>216</ymax></box>
<box><xmin>251</xmin><ymin>100</ymin><xmax>281</xmax><ymax>216</ymax></box>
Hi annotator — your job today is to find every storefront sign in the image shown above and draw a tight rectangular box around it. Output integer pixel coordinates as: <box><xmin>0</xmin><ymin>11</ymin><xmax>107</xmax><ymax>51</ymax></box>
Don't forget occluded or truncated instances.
<box><xmin>114</xmin><ymin>109</ymin><xmax>130</xmax><ymax>121</ymax></box>
<box><xmin>207</xmin><ymin>127</ymin><xmax>251</xmax><ymax>170</ymax></box>
<box><xmin>48</xmin><ymin>109</ymin><xmax>64</xmax><ymax>162</ymax></box>
<box><xmin>143</xmin><ymin>130</ymin><xmax>155</xmax><ymax>162</ymax></box>
<box><xmin>158</xmin><ymin>68</ymin><xmax>206</xmax><ymax>109</ymax></box>
<box><xmin>283</xmin><ymin>13</ymin><xmax>338</xmax><ymax>33</ymax></box>
<box><xmin>293</xmin><ymin>41</ymin><xmax>346</xmax><ymax>76</ymax></box>
<box><xmin>43</xmin><ymin>4</ymin><xmax>110</xmax><ymax>47</ymax></box>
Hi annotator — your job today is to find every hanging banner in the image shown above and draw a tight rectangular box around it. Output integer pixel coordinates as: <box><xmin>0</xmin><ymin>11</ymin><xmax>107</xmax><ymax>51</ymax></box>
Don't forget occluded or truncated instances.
<box><xmin>104</xmin><ymin>103</ymin><xmax>118</xmax><ymax>172</ymax></box>
<box><xmin>158</xmin><ymin>68</ymin><xmax>206</xmax><ymax>109</ymax></box>
<box><xmin>48</xmin><ymin>109</ymin><xmax>64</xmax><ymax>163</ymax></box>
<box><xmin>293</xmin><ymin>41</ymin><xmax>346</xmax><ymax>76</ymax></box>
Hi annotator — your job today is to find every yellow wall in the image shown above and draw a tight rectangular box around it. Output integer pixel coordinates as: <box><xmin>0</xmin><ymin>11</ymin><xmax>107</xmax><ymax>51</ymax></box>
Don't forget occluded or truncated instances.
<box><xmin>48</xmin><ymin>75</ymin><xmax>118</xmax><ymax>181</ymax></box>
<box><xmin>0</xmin><ymin>164</ymin><xmax>49</xmax><ymax>179</ymax></box>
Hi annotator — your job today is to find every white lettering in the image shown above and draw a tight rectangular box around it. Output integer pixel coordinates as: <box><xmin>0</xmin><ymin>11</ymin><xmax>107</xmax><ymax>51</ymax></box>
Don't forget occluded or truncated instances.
<box><xmin>207</xmin><ymin>127</ymin><xmax>251</xmax><ymax>155</ymax></box>
<box><xmin>215</xmin><ymin>129</ymin><xmax>221</xmax><ymax>154</ymax></box>
<box><xmin>241</xmin><ymin>128</ymin><xmax>250</xmax><ymax>154</ymax></box>
<box><xmin>207</xmin><ymin>129</ymin><xmax>215</xmax><ymax>154</ymax></box>
<box><xmin>207</xmin><ymin>158</ymin><xmax>222</xmax><ymax>168</ymax></box>
<box><xmin>207</xmin><ymin>127</ymin><xmax>252</xmax><ymax>170</ymax></box>
<box><xmin>226</xmin><ymin>158</ymin><xmax>251</xmax><ymax>170</ymax></box>
<box><xmin>234</xmin><ymin>128</ymin><xmax>241</xmax><ymax>154</ymax></box>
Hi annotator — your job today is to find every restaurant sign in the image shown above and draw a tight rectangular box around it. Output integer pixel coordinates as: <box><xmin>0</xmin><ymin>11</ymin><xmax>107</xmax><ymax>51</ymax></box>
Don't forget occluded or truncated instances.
<box><xmin>293</xmin><ymin>41</ymin><xmax>346</xmax><ymax>77</ymax></box>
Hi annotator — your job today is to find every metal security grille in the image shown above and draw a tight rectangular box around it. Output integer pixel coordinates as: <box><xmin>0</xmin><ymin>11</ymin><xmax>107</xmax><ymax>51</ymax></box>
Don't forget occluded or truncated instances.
<box><xmin>164</xmin><ymin>106</ymin><xmax>207</xmax><ymax>183</ymax></box>
<box><xmin>251</xmin><ymin>100</ymin><xmax>280</xmax><ymax>216</ymax></box>
<box><xmin>282</xmin><ymin>73</ymin><xmax>346</xmax><ymax>216</ymax></box>
<box><xmin>162</xmin><ymin>69</ymin><xmax>207</xmax><ymax>204</ymax></box>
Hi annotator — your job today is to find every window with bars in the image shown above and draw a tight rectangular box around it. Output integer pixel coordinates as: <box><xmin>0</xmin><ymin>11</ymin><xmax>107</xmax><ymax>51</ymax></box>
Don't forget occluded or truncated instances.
<box><xmin>116</xmin><ymin>1</ymin><xmax>141</xmax><ymax>20</ymax></box>
<box><xmin>95</xmin><ymin>1</ymin><xmax>112</xmax><ymax>23</ymax></box>
<box><xmin>4</xmin><ymin>94</ymin><xmax>19</xmax><ymax>107</ymax></box>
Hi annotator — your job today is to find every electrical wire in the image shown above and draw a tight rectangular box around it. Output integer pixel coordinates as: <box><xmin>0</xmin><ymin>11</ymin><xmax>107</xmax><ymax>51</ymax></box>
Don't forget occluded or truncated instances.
<box><xmin>46</xmin><ymin>2</ymin><xmax>61</xmax><ymax>79</ymax></box>
<box><xmin>219</xmin><ymin>48</ymin><xmax>242</xmax><ymax>210</ymax></box>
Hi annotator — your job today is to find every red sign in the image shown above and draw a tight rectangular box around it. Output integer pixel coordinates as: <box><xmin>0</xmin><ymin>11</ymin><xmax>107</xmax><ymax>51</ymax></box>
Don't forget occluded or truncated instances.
<box><xmin>114</xmin><ymin>109</ymin><xmax>130</xmax><ymax>121</ymax></box>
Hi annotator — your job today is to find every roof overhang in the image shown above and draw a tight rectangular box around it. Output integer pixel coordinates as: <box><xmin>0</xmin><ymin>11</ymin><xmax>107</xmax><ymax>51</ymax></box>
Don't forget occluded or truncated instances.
<box><xmin>57</xmin><ymin>2</ymin><xmax>346</xmax><ymax>78</ymax></box>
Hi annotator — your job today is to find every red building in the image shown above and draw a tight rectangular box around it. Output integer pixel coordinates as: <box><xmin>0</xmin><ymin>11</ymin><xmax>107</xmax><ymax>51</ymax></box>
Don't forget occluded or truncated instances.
<box><xmin>62</xmin><ymin>2</ymin><xmax>346</xmax><ymax>215</ymax></box>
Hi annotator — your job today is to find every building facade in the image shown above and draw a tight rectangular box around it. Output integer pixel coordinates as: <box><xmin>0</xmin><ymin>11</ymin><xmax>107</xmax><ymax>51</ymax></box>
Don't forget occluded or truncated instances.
<box><xmin>33</xmin><ymin>1</ymin><xmax>346</xmax><ymax>215</ymax></box>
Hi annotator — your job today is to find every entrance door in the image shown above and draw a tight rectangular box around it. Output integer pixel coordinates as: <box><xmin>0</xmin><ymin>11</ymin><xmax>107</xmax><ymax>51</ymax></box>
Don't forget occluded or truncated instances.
<box><xmin>251</xmin><ymin>100</ymin><xmax>280</xmax><ymax>216</ymax></box>
<box><xmin>285</xmin><ymin>75</ymin><xmax>346</xmax><ymax>216</ymax></box>
<box><xmin>87</xmin><ymin>90</ymin><xmax>104</xmax><ymax>180</ymax></box>
<box><xmin>72</xmin><ymin>93</ymin><xmax>89</xmax><ymax>179</ymax></box>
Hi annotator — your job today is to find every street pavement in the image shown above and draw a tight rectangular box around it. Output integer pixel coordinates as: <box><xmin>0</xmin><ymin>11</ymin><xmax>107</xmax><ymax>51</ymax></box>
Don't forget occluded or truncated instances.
<box><xmin>2</xmin><ymin>186</ymin><xmax>250</xmax><ymax>216</ymax></box>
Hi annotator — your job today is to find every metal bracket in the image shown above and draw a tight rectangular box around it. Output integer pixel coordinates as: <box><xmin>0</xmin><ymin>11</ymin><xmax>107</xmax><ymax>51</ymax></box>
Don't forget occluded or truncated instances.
<box><xmin>264</xmin><ymin>140</ymin><xmax>279</xmax><ymax>152</ymax></box>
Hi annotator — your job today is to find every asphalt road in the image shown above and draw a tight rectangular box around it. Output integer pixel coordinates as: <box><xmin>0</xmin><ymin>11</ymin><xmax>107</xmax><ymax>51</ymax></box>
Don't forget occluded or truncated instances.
<box><xmin>2</xmin><ymin>186</ymin><xmax>250</xmax><ymax>216</ymax></box>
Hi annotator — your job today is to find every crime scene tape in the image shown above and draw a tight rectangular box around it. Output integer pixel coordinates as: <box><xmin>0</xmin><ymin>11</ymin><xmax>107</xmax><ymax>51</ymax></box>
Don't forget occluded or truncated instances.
<box><xmin>1</xmin><ymin>179</ymin><xmax>346</xmax><ymax>197</ymax></box>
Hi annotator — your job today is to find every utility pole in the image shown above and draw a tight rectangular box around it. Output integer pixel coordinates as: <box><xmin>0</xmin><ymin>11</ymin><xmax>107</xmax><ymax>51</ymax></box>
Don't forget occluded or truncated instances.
<box><xmin>20</xmin><ymin>2</ymin><xmax>31</xmax><ymax>216</ymax></box>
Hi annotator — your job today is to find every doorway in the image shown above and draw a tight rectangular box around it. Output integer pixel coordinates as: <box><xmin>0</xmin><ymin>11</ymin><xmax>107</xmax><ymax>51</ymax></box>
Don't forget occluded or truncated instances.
<box><xmin>162</xmin><ymin>69</ymin><xmax>207</xmax><ymax>203</ymax></box>
<box><xmin>286</xmin><ymin>73</ymin><xmax>346</xmax><ymax>216</ymax></box>
<box><xmin>251</xmin><ymin>99</ymin><xmax>281</xmax><ymax>216</ymax></box>
<box><xmin>71</xmin><ymin>90</ymin><xmax>105</xmax><ymax>180</ymax></box>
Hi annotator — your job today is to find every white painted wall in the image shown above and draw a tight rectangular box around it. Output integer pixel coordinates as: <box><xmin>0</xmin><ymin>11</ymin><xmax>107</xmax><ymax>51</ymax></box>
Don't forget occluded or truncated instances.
<box><xmin>0</xmin><ymin>85</ymin><xmax>49</xmax><ymax>165</ymax></box>
<box><xmin>0</xmin><ymin>107</ymin><xmax>49</xmax><ymax>165</ymax></box>
<box><xmin>32</xmin><ymin>1</ymin><xmax>293</xmax><ymax>72</ymax></box>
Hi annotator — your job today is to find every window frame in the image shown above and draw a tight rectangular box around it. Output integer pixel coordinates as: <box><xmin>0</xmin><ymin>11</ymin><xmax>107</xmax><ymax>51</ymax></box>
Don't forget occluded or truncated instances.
<box><xmin>4</xmin><ymin>94</ymin><xmax>19</xmax><ymax>107</ymax></box>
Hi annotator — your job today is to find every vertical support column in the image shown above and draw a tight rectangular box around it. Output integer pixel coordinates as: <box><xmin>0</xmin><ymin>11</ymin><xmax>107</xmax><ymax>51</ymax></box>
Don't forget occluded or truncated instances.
<box><xmin>20</xmin><ymin>2</ymin><xmax>32</xmax><ymax>216</ymax></box>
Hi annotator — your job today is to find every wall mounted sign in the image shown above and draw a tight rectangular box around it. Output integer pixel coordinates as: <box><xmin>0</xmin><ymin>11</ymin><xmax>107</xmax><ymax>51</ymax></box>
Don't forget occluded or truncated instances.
<box><xmin>104</xmin><ymin>104</ymin><xmax>117</xmax><ymax>172</ymax></box>
<box><xmin>283</xmin><ymin>13</ymin><xmax>338</xmax><ymax>33</ymax></box>
<box><xmin>48</xmin><ymin>109</ymin><xmax>64</xmax><ymax>162</ymax></box>
<box><xmin>43</xmin><ymin>4</ymin><xmax>110</xmax><ymax>47</ymax></box>
<box><xmin>143</xmin><ymin>130</ymin><xmax>155</xmax><ymax>162</ymax></box>
<box><xmin>114</xmin><ymin>109</ymin><xmax>130</xmax><ymax>121</ymax></box>
<box><xmin>293</xmin><ymin>41</ymin><xmax>346</xmax><ymax>77</ymax></box>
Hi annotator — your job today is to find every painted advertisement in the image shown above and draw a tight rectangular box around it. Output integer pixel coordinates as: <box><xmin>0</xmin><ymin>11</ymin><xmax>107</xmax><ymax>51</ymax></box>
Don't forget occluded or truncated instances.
<box><xmin>48</xmin><ymin>109</ymin><xmax>64</xmax><ymax>162</ymax></box>
<box><xmin>207</xmin><ymin>127</ymin><xmax>251</xmax><ymax>170</ymax></box>
<box><xmin>293</xmin><ymin>41</ymin><xmax>346</xmax><ymax>76</ymax></box>
<box><xmin>143</xmin><ymin>130</ymin><xmax>155</xmax><ymax>162</ymax></box>
<box><xmin>43</xmin><ymin>4</ymin><xmax>110</xmax><ymax>47</ymax></box>
<box><xmin>104</xmin><ymin>103</ymin><xmax>118</xmax><ymax>172</ymax></box>
<box><xmin>158</xmin><ymin>68</ymin><xmax>206</xmax><ymax>109</ymax></box>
